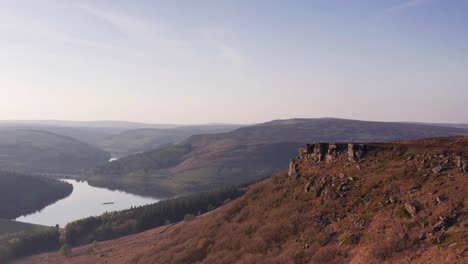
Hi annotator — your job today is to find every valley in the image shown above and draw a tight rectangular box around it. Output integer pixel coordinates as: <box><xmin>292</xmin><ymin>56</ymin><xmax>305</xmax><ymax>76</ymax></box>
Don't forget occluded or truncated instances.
<box><xmin>0</xmin><ymin>120</ymin><xmax>466</xmax><ymax>263</ymax></box>
<box><xmin>3</xmin><ymin>3</ymin><xmax>466</xmax><ymax>262</ymax></box>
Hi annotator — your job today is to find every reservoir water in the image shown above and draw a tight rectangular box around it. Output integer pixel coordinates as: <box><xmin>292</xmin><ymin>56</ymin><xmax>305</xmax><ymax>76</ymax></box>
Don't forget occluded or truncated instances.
<box><xmin>16</xmin><ymin>179</ymin><xmax>160</xmax><ymax>227</ymax></box>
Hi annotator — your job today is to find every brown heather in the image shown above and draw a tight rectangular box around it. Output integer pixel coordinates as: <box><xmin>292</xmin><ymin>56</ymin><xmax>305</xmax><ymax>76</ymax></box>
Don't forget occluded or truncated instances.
<box><xmin>18</xmin><ymin>136</ymin><xmax>468</xmax><ymax>264</ymax></box>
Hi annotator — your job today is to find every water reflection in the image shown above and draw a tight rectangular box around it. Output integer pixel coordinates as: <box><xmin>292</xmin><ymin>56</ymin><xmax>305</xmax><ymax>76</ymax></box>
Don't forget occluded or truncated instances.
<box><xmin>16</xmin><ymin>179</ymin><xmax>159</xmax><ymax>227</ymax></box>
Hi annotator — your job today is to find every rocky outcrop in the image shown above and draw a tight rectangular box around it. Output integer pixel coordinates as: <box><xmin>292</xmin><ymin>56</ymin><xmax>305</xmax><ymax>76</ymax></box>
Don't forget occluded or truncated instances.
<box><xmin>297</xmin><ymin>143</ymin><xmax>367</xmax><ymax>163</ymax></box>
<box><xmin>297</xmin><ymin>143</ymin><xmax>349</xmax><ymax>162</ymax></box>
<box><xmin>347</xmin><ymin>144</ymin><xmax>367</xmax><ymax>162</ymax></box>
<box><xmin>289</xmin><ymin>143</ymin><xmax>370</xmax><ymax>178</ymax></box>
<box><xmin>455</xmin><ymin>155</ymin><xmax>468</xmax><ymax>173</ymax></box>
<box><xmin>288</xmin><ymin>160</ymin><xmax>300</xmax><ymax>179</ymax></box>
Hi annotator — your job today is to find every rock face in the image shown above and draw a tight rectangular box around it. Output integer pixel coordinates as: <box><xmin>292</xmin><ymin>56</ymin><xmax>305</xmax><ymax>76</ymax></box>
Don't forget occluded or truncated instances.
<box><xmin>347</xmin><ymin>144</ymin><xmax>367</xmax><ymax>162</ymax></box>
<box><xmin>288</xmin><ymin>160</ymin><xmax>300</xmax><ymax>179</ymax></box>
<box><xmin>297</xmin><ymin>143</ymin><xmax>362</xmax><ymax>163</ymax></box>
<box><xmin>298</xmin><ymin>143</ymin><xmax>343</xmax><ymax>162</ymax></box>
<box><xmin>290</xmin><ymin>142</ymin><xmax>370</xmax><ymax>178</ymax></box>
<box><xmin>456</xmin><ymin>156</ymin><xmax>463</xmax><ymax>168</ymax></box>
<box><xmin>455</xmin><ymin>155</ymin><xmax>467</xmax><ymax>173</ymax></box>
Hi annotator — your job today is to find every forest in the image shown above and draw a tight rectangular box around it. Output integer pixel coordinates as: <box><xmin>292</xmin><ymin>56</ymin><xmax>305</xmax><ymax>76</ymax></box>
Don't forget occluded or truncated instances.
<box><xmin>64</xmin><ymin>185</ymin><xmax>246</xmax><ymax>246</ymax></box>
<box><xmin>0</xmin><ymin>171</ymin><xmax>73</xmax><ymax>219</ymax></box>
<box><xmin>0</xmin><ymin>227</ymin><xmax>61</xmax><ymax>263</ymax></box>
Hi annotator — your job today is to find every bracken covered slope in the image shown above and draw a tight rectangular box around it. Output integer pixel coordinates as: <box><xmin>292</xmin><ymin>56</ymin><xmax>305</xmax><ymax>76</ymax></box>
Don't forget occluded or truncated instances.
<box><xmin>18</xmin><ymin>136</ymin><xmax>468</xmax><ymax>264</ymax></box>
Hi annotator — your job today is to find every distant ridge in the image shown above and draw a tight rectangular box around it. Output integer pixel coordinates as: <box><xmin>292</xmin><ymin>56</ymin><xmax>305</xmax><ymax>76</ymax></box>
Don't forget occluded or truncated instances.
<box><xmin>82</xmin><ymin>118</ymin><xmax>468</xmax><ymax>197</ymax></box>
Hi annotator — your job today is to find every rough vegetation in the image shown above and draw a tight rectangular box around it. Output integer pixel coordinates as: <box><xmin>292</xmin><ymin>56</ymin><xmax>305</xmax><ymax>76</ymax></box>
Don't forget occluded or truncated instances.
<box><xmin>0</xmin><ymin>171</ymin><xmax>73</xmax><ymax>219</ymax></box>
<box><xmin>82</xmin><ymin>118</ymin><xmax>468</xmax><ymax>197</ymax></box>
<box><xmin>19</xmin><ymin>136</ymin><xmax>468</xmax><ymax>263</ymax></box>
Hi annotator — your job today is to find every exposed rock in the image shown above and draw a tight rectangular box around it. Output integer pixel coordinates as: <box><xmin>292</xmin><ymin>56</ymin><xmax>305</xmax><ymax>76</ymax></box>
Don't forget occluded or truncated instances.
<box><xmin>304</xmin><ymin>181</ymin><xmax>313</xmax><ymax>193</ymax></box>
<box><xmin>288</xmin><ymin>160</ymin><xmax>300</xmax><ymax>179</ymax></box>
<box><xmin>410</xmin><ymin>184</ymin><xmax>422</xmax><ymax>193</ymax></box>
<box><xmin>388</xmin><ymin>196</ymin><xmax>399</xmax><ymax>204</ymax></box>
<box><xmin>455</xmin><ymin>156</ymin><xmax>463</xmax><ymax>168</ymax></box>
<box><xmin>298</xmin><ymin>143</ymin><xmax>350</xmax><ymax>163</ymax></box>
<box><xmin>436</xmin><ymin>232</ymin><xmax>447</xmax><ymax>244</ymax></box>
<box><xmin>418</xmin><ymin>232</ymin><xmax>426</xmax><ymax>240</ymax></box>
<box><xmin>436</xmin><ymin>195</ymin><xmax>447</xmax><ymax>203</ymax></box>
<box><xmin>432</xmin><ymin>219</ymin><xmax>447</xmax><ymax>233</ymax></box>
<box><xmin>404</xmin><ymin>201</ymin><xmax>420</xmax><ymax>217</ymax></box>
<box><xmin>353</xmin><ymin>218</ymin><xmax>368</xmax><ymax>229</ymax></box>
<box><xmin>347</xmin><ymin>144</ymin><xmax>367</xmax><ymax>161</ymax></box>
<box><xmin>432</xmin><ymin>165</ymin><xmax>443</xmax><ymax>174</ymax></box>
<box><xmin>338</xmin><ymin>183</ymin><xmax>350</xmax><ymax>192</ymax></box>
<box><xmin>315</xmin><ymin>215</ymin><xmax>331</xmax><ymax>227</ymax></box>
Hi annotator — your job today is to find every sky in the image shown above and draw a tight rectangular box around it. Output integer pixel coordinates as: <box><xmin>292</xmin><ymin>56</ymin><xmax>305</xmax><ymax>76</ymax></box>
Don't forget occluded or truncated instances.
<box><xmin>0</xmin><ymin>0</ymin><xmax>467</xmax><ymax>124</ymax></box>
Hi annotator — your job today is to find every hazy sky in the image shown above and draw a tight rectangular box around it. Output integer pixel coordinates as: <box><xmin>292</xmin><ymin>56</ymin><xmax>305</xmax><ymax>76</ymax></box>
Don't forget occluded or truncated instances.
<box><xmin>1</xmin><ymin>0</ymin><xmax>467</xmax><ymax>124</ymax></box>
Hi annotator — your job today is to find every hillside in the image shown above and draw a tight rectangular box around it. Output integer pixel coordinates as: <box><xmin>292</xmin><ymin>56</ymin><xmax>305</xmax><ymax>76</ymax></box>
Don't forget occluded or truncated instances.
<box><xmin>19</xmin><ymin>136</ymin><xmax>468</xmax><ymax>263</ymax></box>
<box><xmin>97</xmin><ymin>125</ymin><xmax>243</xmax><ymax>158</ymax></box>
<box><xmin>0</xmin><ymin>171</ymin><xmax>73</xmax><ymax>219</ymax></box>
<box><xmin>82</xmin><ymin>118</ymin><xmax>468</xmax><ymax>197</ymax></box>
<box><xmin>0</xmin><ymin>129</ymin><xmax>110</xmax><ymax>174</ymax></box>
<box><xmin>0</xmin><ymin>220</ymin><xmax>48</xmax><ymax>238</ymax></box>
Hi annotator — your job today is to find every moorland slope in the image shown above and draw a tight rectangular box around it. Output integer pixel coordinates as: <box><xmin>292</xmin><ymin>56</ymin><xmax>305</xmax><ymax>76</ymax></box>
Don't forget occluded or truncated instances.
<box><xmin>19</xmin><ymin>136</ymin><xmax>468</xmax><ymax>263</ymax></box>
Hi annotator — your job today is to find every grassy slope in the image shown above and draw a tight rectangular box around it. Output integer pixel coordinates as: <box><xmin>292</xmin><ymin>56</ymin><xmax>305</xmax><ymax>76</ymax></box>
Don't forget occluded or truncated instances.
<box><xmin>97</xmin><ymin>125</ymin><xmax>243</xmax><ymax>158</ymax></box>
<box><xmin>0</xmin><ymin>129</ymin><xmax>110</xmax><ymax>174</ymax></box>
<box><xmin>19</xmin><ymin>136</ymin><xmax>468</xmax><ymax>264</ymax></box>
<box><xmin>82</xmin><ymin>118</ymin><xmax>468</xmax><ymax>197</ymax></box>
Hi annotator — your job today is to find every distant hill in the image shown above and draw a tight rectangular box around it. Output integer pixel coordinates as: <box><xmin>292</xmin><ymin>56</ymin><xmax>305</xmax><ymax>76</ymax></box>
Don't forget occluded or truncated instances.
<box><xmin>82</xmin><ymin>118</ymin><xmax>468</xmax><ymax>197</ymax></box>
<box><xmin>0</xmin><ymin>120</ymin><xmax>179</xmax><ymax>129</ymax></box>
<box><xmin>0</xmin><ymin>129</ymin><xmax>110</xmax><ymax>174</ymax></box>
<box><xmin>406</xmin><ymin>122</ymin><xmax>468</xmax><ymax>129</ymax></box>
<box><xmin>97</xmin><ymin>125</ymin><xmax>244</xmax><ymax>158</ymax></box>
<box><xmin>0</xmin><ymin>171</ymin><xmax>73</xmax><ymax>219</ymax></box>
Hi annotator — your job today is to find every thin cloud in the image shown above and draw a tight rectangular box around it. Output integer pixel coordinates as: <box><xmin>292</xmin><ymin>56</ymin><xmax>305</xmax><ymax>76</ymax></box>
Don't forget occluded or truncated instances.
<box><xmin>78</xmin><ymin>5</ymin><xmax>249</xmax><ymax>69</ymax></box>
<box><xmin>385</xmin><ymin>0</ymin><xmax>434</xmax><ymax>13</ymax></box>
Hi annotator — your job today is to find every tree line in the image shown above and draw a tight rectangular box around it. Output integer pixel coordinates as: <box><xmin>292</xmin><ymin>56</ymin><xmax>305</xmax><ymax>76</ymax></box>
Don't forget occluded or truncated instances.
<box><xmin>0</xmin><ymin>171</ymin><xmax>73</xmax><ymax>219</ymax></box>
<box><xmin>64</xmin><ymin>185</ymin><xmax>245</xmax><ymax>246</ymax></box>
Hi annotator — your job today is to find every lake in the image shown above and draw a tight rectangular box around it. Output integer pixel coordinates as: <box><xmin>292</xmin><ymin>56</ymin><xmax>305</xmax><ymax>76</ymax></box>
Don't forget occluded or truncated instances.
<box><xmin>16</xmin><ymin>179</ymin><xmax>160</xmax><ymax>227</ymax></box>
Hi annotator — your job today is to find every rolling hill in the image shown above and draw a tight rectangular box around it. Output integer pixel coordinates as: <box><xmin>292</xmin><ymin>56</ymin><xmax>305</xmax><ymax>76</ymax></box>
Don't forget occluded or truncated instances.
<box><xmin>97</xmin><ymin>125</ymin><xmax>244</xmax><ymax>158</ymax></box>
<box><xmin>82</xmin><ymin>118</ymin><xmax>468</xmax><ymax>197</ymax></box>
<box><xmin>19</xmin><ymin>136</ymin><xmax>468</xmax><ymax>263</ymax></box>
<box><xmin>0</xmin><ymin>129</ymin><xmax>110</xmax><ymax>174</ymax></box>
